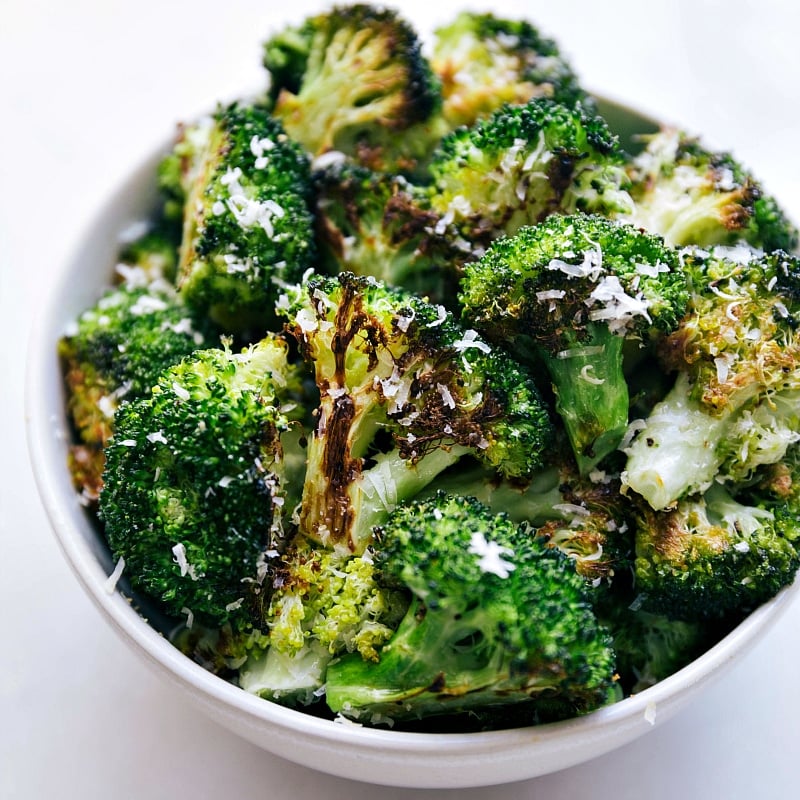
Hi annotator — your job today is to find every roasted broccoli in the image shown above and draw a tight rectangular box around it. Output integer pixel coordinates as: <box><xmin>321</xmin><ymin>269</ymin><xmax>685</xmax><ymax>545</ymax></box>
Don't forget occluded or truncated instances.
<box><xmin>100</xmin><ymin>336</ymin><xmax>301</xmax><ymax>628</ymax></box>
<box><xmin>279</xmin><ymin>271</ymin><xmax>553</xmax><ymax>553</ymax></box>
<box><xmin>325</xmin><ymin>493</ymin><xmax>618</xmax><ymax>727</ymax></box>
<box><xmin>427</xmin><ymin>98</ymin><xmax>634</xmax><ymax>257</ymax></box>
<box><xmin>169</xmin><ymin>103</ymin><xmax>316</xmax><ymax>333</ymax></box>
<box><xmin>633</xmin><ymin>482</ymin><xmax>800</xmax><ymax>621</ymax></box>
<box><xmin>626</xmin><ymin>129</ymin><xmax>798</xmax><ymax>252</ymax></box>
<box><xmin>263</xmin><ymin>4</ymin><xmax>444</xmax><ymax>174</ymax></box>
<box><xmin>460</xmin><ymin>214</ymin><xmax>688</xmax><ymax>474</ymax></box>
<box><xmin>239</xmin><ymin>534</ymin><xmax>407</xmax><ymax>705</ymax></box>
<box><xmin>597</xmin><ymin>598</ymin><xmax>716</xmax><ymax>694</ymax></box>
<box><xmin>623</xmin><ymin>246</ymin><xmax>800</xmax><ymax>509</ymax></box>
<box><xmin>59</xmin><ymin>262</ymin><xmax>216</xmax><ymax>503</ymax></box>
<box><xmin>431</xmin><ymin>11</ymin><xmax>592</xmax><ymax>130</ymax></box>
<box><xmin>312</xmin><ymin>159</ymin><xmax>461</xmax><ymax>301</ymax></box>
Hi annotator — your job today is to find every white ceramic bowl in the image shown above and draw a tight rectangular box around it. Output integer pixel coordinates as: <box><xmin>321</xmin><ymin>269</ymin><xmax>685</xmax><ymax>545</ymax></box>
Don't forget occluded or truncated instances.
<box><xmin>25</xmin><ymin>98</ymin><xmax>800</xmax><ymax>789</ymax></box>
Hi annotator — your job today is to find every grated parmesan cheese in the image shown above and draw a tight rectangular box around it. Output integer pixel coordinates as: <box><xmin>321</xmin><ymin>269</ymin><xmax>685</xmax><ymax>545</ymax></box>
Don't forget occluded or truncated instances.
<box><xmin>103</xmin><ymin>556</ymin><xmax>126</xmax><ymax>594</ymax></box>
<box><xmin>468</xmin><ymin>532</ymin><xmax>516</xmax><ymax>578</ymax></box>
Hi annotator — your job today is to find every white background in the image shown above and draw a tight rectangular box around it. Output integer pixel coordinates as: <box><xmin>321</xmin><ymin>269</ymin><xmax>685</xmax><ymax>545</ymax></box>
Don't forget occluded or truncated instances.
<box><xmin>3</xmin><ymin>0</ymin><xmax>800</xmax><ymax>797</ymax></box>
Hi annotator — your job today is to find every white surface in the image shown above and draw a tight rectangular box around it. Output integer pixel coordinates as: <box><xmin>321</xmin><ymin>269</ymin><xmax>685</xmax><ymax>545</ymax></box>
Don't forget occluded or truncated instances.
<box><xmin>3</xmin><ymin>0</ymin><xmax>800</xmax><ymax>797</ymax></box>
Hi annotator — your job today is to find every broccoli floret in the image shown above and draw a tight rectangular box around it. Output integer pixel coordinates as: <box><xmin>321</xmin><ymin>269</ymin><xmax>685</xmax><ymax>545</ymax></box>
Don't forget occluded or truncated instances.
<box><xmin>172</xmin><ymin>103</ymin><xmax>315</xmax><ymax>333</ymax></box>
<box><xmin>626</xmin><ymin>129</ymin><xmax>798</xmax><ymax>252</ymax></box>
<box><xmin>633</xmin><ymin>482</ymin><xmax>800</xmax><ymax>621</ymax></box>
<box><xmin>597</xmin><ymin>599</ymin><xmax>717</xmax><ymax>694</ymax></box>
<box><xmin>279</xmin><ymin>271</ymin><xmax>553</xmax><ymax>553</ymax></box>
<box><xmin>312</xmin><ymin>160</ymin><xmax>461</xmax><ymax>301</ymax></box>
<box><xmin>431</xmin><ymin>11</ymin><xmax>592</xmax><ymax>130</ymax></box>
<box><xmin>99</xmin><ymin>336</ymin><xmax>301</xmax><ymax>627</ymax></box>
<box><xmin>623</xmin><ymin>246</ymin><xmax>800</xmax><ymax>509</ymax></box>
<box><xmin>460</xmin><ymin>214</ymin><xmax>687</xmax><ymax>474</ymax></box>
<box><xmin>420</xmin><ymin>451</ymin><xmax>635</xmax><ymax>588</ymax></box>
<box><xmin>239</xmin><ymin>534</ymin><xmax>407</xmax><ymax>705</ymax></box>
<box><xmin>427</xmin><ymin>99</ymin><xmax>634</xmax><ymax>256</ymax></box>
<box><xmin>325</xmin><ymin>493</ymin><xmax>617</xmax><ymax>727</ymax></box>
<box><xmin>59</xmin><ymin>268</ymin><xmax>216</xmax><ymax>503</ymax></box>
<box><xmin>263</xmin><ymin>4</ymin><xmax>443</xmax><ymax>174</ymax></box>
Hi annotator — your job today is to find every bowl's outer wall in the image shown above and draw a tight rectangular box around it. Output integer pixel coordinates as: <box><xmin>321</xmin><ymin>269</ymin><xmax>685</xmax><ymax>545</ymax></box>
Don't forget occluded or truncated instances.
<box><xmin>25</xmin><ymin>99</ymin><xmax>800</xmax><ymax>789</ymax></box>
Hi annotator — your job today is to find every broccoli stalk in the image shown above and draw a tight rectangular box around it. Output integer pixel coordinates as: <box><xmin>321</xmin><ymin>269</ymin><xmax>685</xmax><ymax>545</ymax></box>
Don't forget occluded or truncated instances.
<box><xmin>460</xmin><ymin>214</ymin><xmax>688</xmax><ymax>474</ymax></box>
<box><xmin>623</xmin><ymin>246</ymin><xmax>800</xmax><ymax>509</ymax></box>
<box><xmin>325</xmin><ymin>493</ymin><xmax>618</xmax><ymax>727</ymax></box>
<box><xmin>279</xmin><ymin>271</ymin><xmax>553</xmax><ymax>553</ymax></box>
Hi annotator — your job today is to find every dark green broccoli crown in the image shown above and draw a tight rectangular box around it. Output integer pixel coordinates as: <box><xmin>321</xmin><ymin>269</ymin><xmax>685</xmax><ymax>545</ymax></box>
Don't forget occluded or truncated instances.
<box><xmin>428</xmin><ymin>99</ymin><xmax>633</xmax><ymax>249</ymax></box>
<box><xmin>597</xmin><ymin>599</ymin><xmax>713</xmax><ymax>694</ymax></box>
<box><xmin>60</xmin><ymin>279</ymin><xmax>215</xmax><ymax>413</ymax></box>
<box><xmin>634</xmin><ymin>484</ymin><xmax>800</xmax><ymax>621</ymax></box>
<box><xmin>461</xmin><ymin>214</ymin><xmax>687</xmax><ymax>349</ymax></box>
<box><xmin>431</xmin><ymin>11</ymin><xmax>590</xmax><ymax>130</ymax></box>
<box><xmin>100</xmin><ymin>338</ymin><xmax>295</xmax><ymax>627</ymax></box>
<box><xmin>176</xmin><ymin>103</ymin><xmax>315</xmax><ymax>331</ymax></box>
<box><xmin>628</xmin><ymin>129</ymin><xmax>799</xmax><ymax>252</ymax></box>
<box><xmin>265</xmin><ymin>4</ymin><xmax>441</xmax><ymax>160</ymax></box>
<box><xmin>312</xmin><ymin>159</ymin><xmax>458</xmax><ymax>299</ymax></box>
<box><xmin>325</xmin><ymin>493</ymin><xmax>617</xmax><ymax>726</ymax></box>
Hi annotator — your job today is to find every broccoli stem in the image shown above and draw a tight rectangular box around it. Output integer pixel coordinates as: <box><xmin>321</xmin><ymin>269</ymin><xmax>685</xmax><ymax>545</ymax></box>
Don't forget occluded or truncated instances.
<box><xmin>622</xmin><ymin>373</ymin><xmax>751</xmax><ymax>509</ymax></box>
<box><xmin>541</xmin><ymin>323</ymin><xmax>627</xmax><ymax>474</ymax></box>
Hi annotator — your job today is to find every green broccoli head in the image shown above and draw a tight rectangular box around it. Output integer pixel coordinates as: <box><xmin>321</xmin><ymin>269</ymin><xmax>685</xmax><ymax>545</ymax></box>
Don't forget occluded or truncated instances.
<box><xmin>623</xmin><ymin>246</ymin><xmax>800</xmax><ymax>509</ymax></box>
<box><xmin>263</xmin><ymin>4</ymin><xmax>443</xmax><ymax>173</ymax></box>
<box><xmin>633</xmin><ymin>482</ymin><xmax>800</xmax><ymax>621</ymax></box>
<box><xmin>239</xmin><ymin>534</ymin><xmax>407</xmax><ymax>705</ymax></box>
<box><xmin>460</xmin><ymin>214</ymin><xmax>687</xmax><ymax>473</ymax></box>
<box><xmin>431</xmin><ymin>11</ymin><xmax>592</xmax><ymax>130</ymax></box>
<box><xmin>173</xmin><ymin>103</ymin><xmax>316</xmax><ymax>333</ymax></box>
<box><xmin>325</xmin><ymin>493</ymin><xmax>618</xmax><ymax>727</ymax></box>
<box><xmin>99</xmin><ymin>335</ymin><xmax>300</xmax><ymax>628</ymax></box>
<box><xmin>627</xmin><ymin>129</ymin><xmax>798</xmax><ymax>252</ymax></box>
<box><xmin>59</xmin><ymin>268</ymin><xmax>217</xmax><ymax>503</ymax></box>
<box><xmin>427</xmin><ymin>99</ymin><xmax>634</xmax><ymax>255</ymax></box>
<box><xmin>278</xmin><ymin>271</ymin><xmax>553</xmax><ymax>552</ymax></box>
<box><xmin>312</xmin><ymin>159</ymin><xmax>462</xmax><ymax>301</ymax></box>
<box><xmin>597</xmin><ymin>599</ymin><xmax>716</xmax><ymax>694</ymax></box>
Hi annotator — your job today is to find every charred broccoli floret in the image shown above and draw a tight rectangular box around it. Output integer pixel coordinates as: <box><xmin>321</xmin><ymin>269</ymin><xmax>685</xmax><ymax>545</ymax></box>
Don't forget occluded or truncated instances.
<box><xmin>431</xmin><ymin>11</ymin><xmax>592</xmax><ymax>130</ymax></box>
<box><xmin>59</xmin><ymin>265</ymin><xmax>216</xmax><ymax>503</ymax></box>
<box><xmin>99</xmin><ymin>336</ymin><xmax>301</xmax><ymax>628</ymax></box>
<box><xmin>460</xmin><ymin>214</ymin><xmax>687</xmax><ymax>473</ymax></box>
<box><xmin>170</xmin><ymin>103</ymin><xmax>315</xmax><ymax>333</ymax></box>
<box><xmin>312</xmin><ymin>159</ymin><xmax>461</xmax><ymax>301</ymax></box>
<box><xmin>623</xmin><ymin>246</ymin><xmax>800</xmax><ymax>509</ymax></box>
<box><xmin>633</xmin><ymin>482</ymin><xmax>800</xmax><ymax>621</ymax></box>
<box><xmin>263</xmin><ymin>4</ymin><xmax>443</xmax><ymax>174</ymax></box>
<box><xmin>626</xmin><ymin>129</ymin><xmax>798</xmax><ymax>252</ymax></box>
<box><xmin>325</xmin><ymin>493</ymin><xmax>618</xmax><ymax>727</ymax></box>
<box><xmin>279</xmin><ymin>271</ymin><xmax>553</xmax><ymax>553</ymax></box>
<box><xmin>427</xmin><ymin>98</ymin><xmax>634</xmax><ymax>257</ymax></box>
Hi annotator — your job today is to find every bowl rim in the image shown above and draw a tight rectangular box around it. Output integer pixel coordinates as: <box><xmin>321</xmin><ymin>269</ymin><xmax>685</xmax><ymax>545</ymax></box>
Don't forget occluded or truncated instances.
<box><xmin>24</xmin><ymin>95</ymin><xmax>800</xmax><ymax>787</ymax></box>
